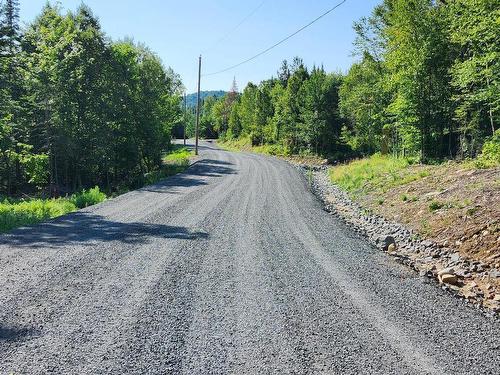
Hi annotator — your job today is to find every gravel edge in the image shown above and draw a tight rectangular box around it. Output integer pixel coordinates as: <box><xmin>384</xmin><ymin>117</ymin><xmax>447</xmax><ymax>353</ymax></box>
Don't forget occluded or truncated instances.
<box><xmin>293</xmin><ymin>163</ymin><xmax>499</xmax><ymax>318</ymax></box>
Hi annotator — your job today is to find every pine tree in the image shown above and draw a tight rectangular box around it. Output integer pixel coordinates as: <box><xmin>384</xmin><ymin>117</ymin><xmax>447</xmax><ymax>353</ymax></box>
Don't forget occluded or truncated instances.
<box><xmin>277</xmin><ymin>60</ymin><xmax>290</xmax><ymax>86</ymax></box>
<box><xmin>0</xmin><ymin>0</ymin><xmax>22</xmax><ymax>193</ymax></box>
<box><xmin>0</xmin><ymin>0</ymin><xmax>20</xmax><ymax>56</ymax></box>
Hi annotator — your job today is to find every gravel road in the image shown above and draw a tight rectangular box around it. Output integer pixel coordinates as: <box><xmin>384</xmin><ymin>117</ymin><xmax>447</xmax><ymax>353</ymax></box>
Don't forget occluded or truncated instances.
<box><xmin>1</xmin><ymin>141</ymin><xmax>499</xmax><ymax>374</ymax></box>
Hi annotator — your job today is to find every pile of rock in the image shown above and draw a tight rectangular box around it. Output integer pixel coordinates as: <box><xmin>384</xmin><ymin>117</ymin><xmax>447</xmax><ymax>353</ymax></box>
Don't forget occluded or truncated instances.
<box><xmin>297</xmin><ymin>165</ymin><xmax>499</xmax><ymax>316</ymax></box>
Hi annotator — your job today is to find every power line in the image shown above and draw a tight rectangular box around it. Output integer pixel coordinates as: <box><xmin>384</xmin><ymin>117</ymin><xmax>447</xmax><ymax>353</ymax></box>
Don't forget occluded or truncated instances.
<box><xmin>202</xmin><ymin>0</ymin><xmax>347</xmax><ymax>77</ymax></box>
<box><xmin>201</xmin><ymin>0</ymin><xmax>267</xmax><ymax>54</ymax></box>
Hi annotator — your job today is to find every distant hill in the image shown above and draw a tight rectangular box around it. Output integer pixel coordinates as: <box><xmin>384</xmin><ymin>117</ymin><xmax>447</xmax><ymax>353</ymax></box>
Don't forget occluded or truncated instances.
<box><xmin>185</xmin><ymin>90</ymin><xmax>226</xmax><ymax>108</ymax></box>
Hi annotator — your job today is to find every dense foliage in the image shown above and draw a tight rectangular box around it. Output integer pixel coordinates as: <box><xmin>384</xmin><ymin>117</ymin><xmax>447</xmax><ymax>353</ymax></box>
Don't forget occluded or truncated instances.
<box><xmin>209</xmin><ymin>0</ymin><xmax>498</xmax><ymax>162</ymax></box>
<box><xmin>0</xmin><ymin>186</ymin><xmax>106</xmax><ymax>233</ymax></box>
<box><xmin>0</xmin><ymin>1</ymin><xmax>183</xmax><ymax>196</ymax></box>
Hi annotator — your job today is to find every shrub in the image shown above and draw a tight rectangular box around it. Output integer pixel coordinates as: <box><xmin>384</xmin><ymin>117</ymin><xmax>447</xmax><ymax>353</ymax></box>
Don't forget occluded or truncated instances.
<box><xmin>70</xmin><ymin>186</ymin><xmax>106</xmax><ymax>209</ymax></box>
<box><xmin>475</xmin><ymin>129</ymin><xmax>500</xmax><ymax>168</ymax></box>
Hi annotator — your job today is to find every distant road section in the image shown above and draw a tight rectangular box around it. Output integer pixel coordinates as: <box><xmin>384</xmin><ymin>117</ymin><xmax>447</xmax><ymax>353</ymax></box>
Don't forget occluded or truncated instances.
<box><xmin>0</xmin><ymin>141</ymin><xmax>499</xmax><ymax>374</ymax></box>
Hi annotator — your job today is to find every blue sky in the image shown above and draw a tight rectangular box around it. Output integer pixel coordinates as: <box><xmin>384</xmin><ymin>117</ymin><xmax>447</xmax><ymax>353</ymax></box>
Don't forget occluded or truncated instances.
<box><xmin>19</xmin><ymin>0</ymin><xmax>380</xmax><ymax>93</ymax></box>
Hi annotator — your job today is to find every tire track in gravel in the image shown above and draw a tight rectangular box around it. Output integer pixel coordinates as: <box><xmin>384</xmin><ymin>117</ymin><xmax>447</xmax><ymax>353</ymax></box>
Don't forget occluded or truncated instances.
<box><xmin>105</xmin><ymin>151</ymin><xmax>253</xmax><ymax>374</ymax></box>
<box><xmin>0</xmin><ymin>147</ymin><xmax>244</xmax><ymax>372</ymax></box>
<box><xmin>260</xmin><ymin>155</ymin><xmax>499</xmax><ymax>374</ymax></box>
<box><xmin>221</xmin><ymin>153</ymin><xmax>303</xmax><ymax>374</ymax></box>
<box><xmin>263</xmin><ymin>156</ymin><xmax>441</xmax><ymax>374</ymax></box>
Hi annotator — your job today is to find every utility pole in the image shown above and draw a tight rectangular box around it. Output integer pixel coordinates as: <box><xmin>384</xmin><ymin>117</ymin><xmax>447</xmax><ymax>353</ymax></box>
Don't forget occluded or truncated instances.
<box><xmin>183</xmin><ymin>93</ymin><xmax>187</xmax><ymax>146</ymax></box>
<box><xmin>195</xmin><ymin>55</ymin><xmax>202</xmax><ymax>155</ymax></box>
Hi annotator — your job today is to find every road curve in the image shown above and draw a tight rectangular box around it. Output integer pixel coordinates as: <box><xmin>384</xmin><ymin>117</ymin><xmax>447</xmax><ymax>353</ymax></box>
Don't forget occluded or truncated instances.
<box><xmin>0</xmin><ymin>141</ymin><xmax>499</xmax><ymax>374</ymax></box>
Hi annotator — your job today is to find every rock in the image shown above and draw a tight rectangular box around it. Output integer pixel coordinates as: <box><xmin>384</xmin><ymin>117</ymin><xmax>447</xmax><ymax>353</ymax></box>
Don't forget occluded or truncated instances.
<box><xmin>378</xmin><ymin>235</ymin><xmax>396</xmax><ymax>251</ymax></box>
<box><xmin>387</xmin><ymin>243</ymin><xmax>397</xmax><ymax>253</ymax></box>
<box><xmin>423</xmin><ymin>191</ymin><xmax>440</xmax><ymax>198</ymax></box>
<box><xmin>440</xmin><ymin>274</ymin><xmax>458</xmax><ymax>285</ymax></box>
<box><xmin>482</xmin><ymin>230</ymin><xmax>490</xmax><ymax>236</ymax></box>
<box><xmin>490</xmin><ymin>270</ymin><xmax>500</xmax><ymax>278</ymax></box>
<box><xmin>438</xmin><ymin>267</ymin><xmax>455</xmax><ymax>276</ymax></box>
<box><xmin>472</xmin><ymin>264</ymin><xmax>484</xmax><ymax>272</ymax></box>
<box><xmin>454</xmin><ymin>268</ymin><xmax>468</xmax><ymax>277</ymax></box>
<box><xmin>493</xmin><ymin>295</ymin><xmax>500</xmax><ymax>302</ymax></box>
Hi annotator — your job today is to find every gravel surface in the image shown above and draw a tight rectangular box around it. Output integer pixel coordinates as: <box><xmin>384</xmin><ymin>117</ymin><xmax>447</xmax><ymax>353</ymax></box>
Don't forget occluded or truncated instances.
<box><xmin>0</xmin><ymin>141</ymin><xmax>499</xmax><ymax>374</ymax></box>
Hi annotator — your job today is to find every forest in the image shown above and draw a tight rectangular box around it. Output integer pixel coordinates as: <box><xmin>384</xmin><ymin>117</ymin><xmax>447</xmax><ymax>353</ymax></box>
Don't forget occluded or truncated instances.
<box><xmin>199</xmin><ymin>0</ymin><xmax>499</xmax><ymax>163</ymax></box>
<box><xmin>1</xmin><ymin>0</ymin><xmax>499</xmax><ymax>198</ymax></box>
<box><xmin>0</xmin><ymin>0</ymin><xmax>183</xmax><ymax>196</ymax></box>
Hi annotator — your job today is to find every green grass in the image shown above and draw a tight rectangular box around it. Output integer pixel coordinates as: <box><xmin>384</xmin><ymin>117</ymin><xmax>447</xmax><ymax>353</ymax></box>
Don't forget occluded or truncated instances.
<box><xmin>0</xmin><ymin>187</ymin><xmax>107</xmax><ymax>233</ymax></box>
<box><xmin>218</xmin><ymin>137</ymin><xmax>290</xmax><ymax>156</ymax></box>
<box><xmin>328</xmin><ymin>154</ymin><xmax>422</xmax><ymax>197</ymax></box>
<box><xmin>217</xmin><ymin>137</ymin><xmax>252</xmax><ymax>152</ymax></box>
<box><xmin>428</xmin><ymin>200</ymin><xmax>445</xmax><ymax>211</ymax></box>
<box><xmin>428</xmin><ymin>199</ymin><xmax>455</xmax><ymax>212</ymax></box>
<box><xmin>163</xmin><ymin>144</ymin><xmax>193</xmax><ymax>163</ymax></box>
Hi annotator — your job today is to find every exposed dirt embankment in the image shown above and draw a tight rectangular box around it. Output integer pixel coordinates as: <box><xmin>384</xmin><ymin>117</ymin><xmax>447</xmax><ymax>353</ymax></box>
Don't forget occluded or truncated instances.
<box><xmin>359</xmin><ymin>165</ymin><xmax>499</xmax><ymax>267</ymax></box>
<box><xmin>295</xmin><ymin>161</ymin><xmax>499</xmax><ymax>315</ymax></box>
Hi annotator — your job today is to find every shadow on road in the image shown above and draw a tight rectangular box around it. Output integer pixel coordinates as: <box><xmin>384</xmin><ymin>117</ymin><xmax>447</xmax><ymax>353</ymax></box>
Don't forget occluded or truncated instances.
<box><xmin>0</xmin><ymin>157</ymin><xmax>233</xmax><ymax>247</ymax></box>
<box><xmin>140</xmin><ymin>158</ymin><xmax>236</xmax><ymax>194</ymax></box>
<box><xmin>189</xmin><ymin>158</ymin><xmax>236</xmax><ymax>176</ymax></box>
<box><xmin>0</xmin><ymin>212</ymin><xmax>209</xmax><ymax>248</ymax></box>
<box><xmin>0</xmin><ymin>326</ymin><xmax>38</xmax><ymax>342</ymax></box>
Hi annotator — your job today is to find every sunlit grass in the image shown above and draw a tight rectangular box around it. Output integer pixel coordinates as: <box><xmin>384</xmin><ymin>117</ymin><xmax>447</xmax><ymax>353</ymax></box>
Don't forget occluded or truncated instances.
<box><xmin>163</xmin><ymin>144</ymin><xmax>193</xmax><ymax>164</ymax></box>
<box><xmin>218</xmin><ymin>137</ymin><xmax>290</xmax><ymax>156</ymax></box>
<box><xmin>142</xmin><ymin>144</ymin><xmax>196</xmax><ymax>186</ymax></box>
<box><xmin>0</xmin><ymin>187</ymin><xmax>107</xmax><ymax>233</ymax></box>
<box><xmin>329</xmin><ymin>154</ymin><xmax>416</xmax><ymax>196</ymax></box>
<box><xmin>328</xmin><ymin>153</ymin><xmax>435</xmax><ymax>198</ymax></box>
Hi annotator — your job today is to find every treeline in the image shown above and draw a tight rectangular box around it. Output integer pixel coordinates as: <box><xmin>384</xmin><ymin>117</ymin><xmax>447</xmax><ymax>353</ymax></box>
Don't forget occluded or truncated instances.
<box><xmin>198</xmin><ymin>62</ymin><xmax>345</xmax><ymax>156</ymax></box>
<box><xmin>205</xmin><ymin>0</ymin><xmax>498</xmax><ymax>162</ymax></box>
<box><xmin>0</xmin><ymin>1</ymin><xmax>183</xmax><ymax>196</ymax></box>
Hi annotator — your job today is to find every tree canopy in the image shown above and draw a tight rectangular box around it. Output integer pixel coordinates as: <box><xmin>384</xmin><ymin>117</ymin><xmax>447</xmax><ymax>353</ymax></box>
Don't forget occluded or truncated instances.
<box><xmin>209</xmin><ymin>0</ymin><xmax>498</xmax><ymax>162</ymax></box>
<box><xmin>0</xmin><ymin>1</ymin><xmax>183</xmax><ymax>195</ymax></box>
